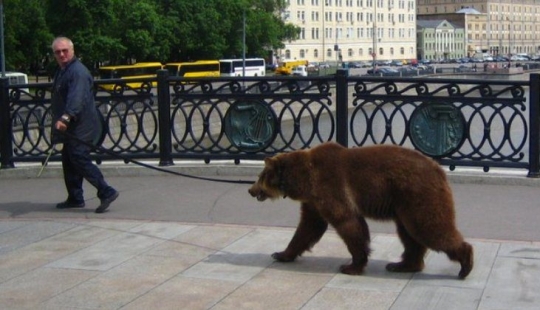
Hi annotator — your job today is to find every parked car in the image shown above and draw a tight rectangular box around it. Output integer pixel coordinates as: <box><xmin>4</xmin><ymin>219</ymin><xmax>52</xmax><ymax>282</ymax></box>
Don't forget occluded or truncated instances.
<box><xmin>318</xmin><ymin>62</ymin><xmax>330</xmax><ymax>68</ymax></box>
<box><xmin>511</xmin><ymin>55</ymin><xmax>528</xmax><ymax>61</ymax></box>
<box><xmin>362</xmin><ymin>61</ymin><xmax>373</xmax><ymax>68</ymax></box>
<box><xmin>398</xmin><ymin>66</ymin><xmax>419</xmax><ymax>75</ymax></box>
<box><xmin>306</xmin><ymin>63</ymin><xmax>319</xmax><ymax>73</ymax></box>
<box><xmin>367</xmin><ymin>67</ymin><xmax>400</xmax><ymax>75</ymax></box>
<box><xmin>456</xmin><ymin>65</ymin><xmax>472</xmax><ymax>73</ymax></box>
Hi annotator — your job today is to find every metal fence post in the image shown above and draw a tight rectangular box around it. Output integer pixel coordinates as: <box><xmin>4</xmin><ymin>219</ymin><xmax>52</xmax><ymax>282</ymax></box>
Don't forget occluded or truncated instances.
<box><xmin>528</xmin><ymin>73</ymin><xmax>540</xmax><ymax>177</ymax></box>
<box><xmin>335</xmin><ymin>68</ymin><xmax>348</xmax><ymax>147</ymax></box>
<box><xmin>0</xmin><ymin>77</ymin><xmax>14</xmax><ymax>169</ymax></box>
<box><xmin>157</xmin><ymin>69</ymin><xmax>173</xmax><ymax>166</ymax></box>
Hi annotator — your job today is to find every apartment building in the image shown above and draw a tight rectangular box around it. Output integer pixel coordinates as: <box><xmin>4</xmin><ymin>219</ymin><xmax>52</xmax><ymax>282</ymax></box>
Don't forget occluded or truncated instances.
<box><xmin>417</xmin><ymin>0</ymin><xmax>540</xmax><ymax>56</ymax></box>
<box><xmin>417</xmin><ymin>19</ymin><xmax>466</xmax><ymax>61</ymax></box>
<box><xmin>280</xmin><ymin>0</ymin><xmax>417</xmax><ymax>64</ymax></box>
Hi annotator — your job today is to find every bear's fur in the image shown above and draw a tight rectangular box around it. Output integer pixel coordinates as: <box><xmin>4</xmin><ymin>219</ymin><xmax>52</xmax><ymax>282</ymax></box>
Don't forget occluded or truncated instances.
<box><xmin>248</xmin><ymin>142</ymin><xmax>473</xmax><ymax>279</ymax></box>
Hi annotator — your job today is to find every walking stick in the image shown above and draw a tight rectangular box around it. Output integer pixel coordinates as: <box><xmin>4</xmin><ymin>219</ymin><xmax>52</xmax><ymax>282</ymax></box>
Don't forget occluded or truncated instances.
<box><xmin>37</xmin><ymin>144</ymin><xmax>55</xmax><ymax>178</ymax></box>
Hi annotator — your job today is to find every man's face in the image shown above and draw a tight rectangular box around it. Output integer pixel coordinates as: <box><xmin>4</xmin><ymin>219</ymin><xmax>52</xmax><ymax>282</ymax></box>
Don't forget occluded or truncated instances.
<box><xmin>52</xmin><ymin>40</ymin><xmax>74</xmax><ymax>68</ymax></box>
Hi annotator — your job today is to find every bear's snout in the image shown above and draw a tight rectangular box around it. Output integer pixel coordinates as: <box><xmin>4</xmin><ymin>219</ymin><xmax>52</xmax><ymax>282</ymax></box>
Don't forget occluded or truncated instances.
<box><xmin>248</xmin><ymin>184</ymin><xmax>269</xmax><ymax>201</ymax></box>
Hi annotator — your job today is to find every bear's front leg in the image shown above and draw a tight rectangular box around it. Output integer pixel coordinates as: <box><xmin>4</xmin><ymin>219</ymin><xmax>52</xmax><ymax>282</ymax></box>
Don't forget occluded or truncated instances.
<box><xmin>335</xmin><ymin>216</ymin><xmax>371</xmax><ymax>275</ymax></box>
<box><xmin>272</xmin><ymin>203</ymin><xmax>328</xmax><ymax>263</ymax></box>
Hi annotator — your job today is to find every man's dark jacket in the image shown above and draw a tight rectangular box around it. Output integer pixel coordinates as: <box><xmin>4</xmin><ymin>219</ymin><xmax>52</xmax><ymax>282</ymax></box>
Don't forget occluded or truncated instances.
<box><xmin>51</xmin><ymin>57</ymin><xmax>99</xmax><ymax>144</ymax></box>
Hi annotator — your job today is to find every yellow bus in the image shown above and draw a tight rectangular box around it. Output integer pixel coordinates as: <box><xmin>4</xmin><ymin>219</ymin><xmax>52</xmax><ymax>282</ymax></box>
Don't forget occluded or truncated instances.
<box><xmin>97</xmin><ymin>62</ymin><xmax>163</xmax><ymax>91</ymax></box>
<box><xmin>275</xmin><ymin>59</ymin><xmax>309</xmax><ymax>75</ymax></box>
<box><xmin>164</xmin><ymin>60</ymin><xmax>220</xmax><ymax>78</ymax></box>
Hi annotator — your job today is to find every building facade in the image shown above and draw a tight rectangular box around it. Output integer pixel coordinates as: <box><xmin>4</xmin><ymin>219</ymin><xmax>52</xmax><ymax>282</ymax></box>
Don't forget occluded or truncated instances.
<box><xmin>417</xmin><ymin>20</ymin><xmax>466</xmax><ymax>61</ymax></box>
<box><xmin>280</xmin><ymin>0</ymin><xmax>417</xmax><ymax>64</ymax></box>
<box><xmin>417</xmin><ymin>0</ymin><xmax>540</xmax><ymax>56</ymax></box>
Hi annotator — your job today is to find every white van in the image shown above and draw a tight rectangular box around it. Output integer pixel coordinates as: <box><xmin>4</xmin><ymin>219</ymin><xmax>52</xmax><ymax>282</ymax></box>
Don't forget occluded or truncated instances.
<box><xmin>291</xmin><ymin>65</ymin><xmax>308</xmax><ymax>77</ymax></box>
<box><xmin>5</xmin><ymin>72</ymin><xmax>29</xmax><ymax>93</ymax></box>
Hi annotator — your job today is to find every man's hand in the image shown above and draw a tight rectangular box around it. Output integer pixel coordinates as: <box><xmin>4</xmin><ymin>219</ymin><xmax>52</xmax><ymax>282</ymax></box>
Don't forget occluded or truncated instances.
<box><xmin>55</xmin><ymin>120</ymin><xmax>68</xmax><ymax>132</ymax></box>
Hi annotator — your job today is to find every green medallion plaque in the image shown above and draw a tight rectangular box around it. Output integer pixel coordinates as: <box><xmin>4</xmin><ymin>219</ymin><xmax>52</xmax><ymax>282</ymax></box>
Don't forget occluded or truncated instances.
<box><xmin>224</xmin><ymin>100</ymin><xmax>278</xmax><ymax>152</ymax></box>
<box><xmin>409</xmin><ymin>103</ymin><xmax>465</xmax><ymax>157</ymax></box>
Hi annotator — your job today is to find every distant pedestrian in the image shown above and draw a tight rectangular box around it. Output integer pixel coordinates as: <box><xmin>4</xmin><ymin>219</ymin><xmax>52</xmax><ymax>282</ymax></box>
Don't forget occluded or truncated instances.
<box><xmin>50</xmin><ymin>36</ymin><xmax>119</xmax><ymax>213</ymax></box>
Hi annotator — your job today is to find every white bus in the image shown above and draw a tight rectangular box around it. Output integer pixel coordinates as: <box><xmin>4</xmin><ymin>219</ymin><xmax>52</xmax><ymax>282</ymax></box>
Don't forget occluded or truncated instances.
<box><xmin>219</xmin><ymin>58</ymin><xmax>265</xmax><ymax>77</ymax></box>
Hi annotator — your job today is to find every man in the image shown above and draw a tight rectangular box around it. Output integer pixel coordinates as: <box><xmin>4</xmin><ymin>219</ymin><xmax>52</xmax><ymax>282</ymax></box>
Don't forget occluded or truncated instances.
<box><xmin>51</xmin><ymin>36</ymin><xmax>118</xmax><ymax>213</ymax></box>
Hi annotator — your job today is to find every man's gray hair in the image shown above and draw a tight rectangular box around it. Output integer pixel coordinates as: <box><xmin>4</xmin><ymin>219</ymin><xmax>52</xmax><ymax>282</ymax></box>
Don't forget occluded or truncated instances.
<box><xmin>51</xmin><ymin>37</ymin><xmax>74</xmax><ymax>50</ymax></box>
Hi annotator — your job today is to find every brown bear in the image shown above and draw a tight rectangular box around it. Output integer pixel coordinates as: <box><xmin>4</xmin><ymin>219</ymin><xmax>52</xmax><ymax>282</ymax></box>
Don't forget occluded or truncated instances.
<box><xmin>248</xmin><ymin>142</ymin><xmax>473</xmax><ymax>279</ymax></box>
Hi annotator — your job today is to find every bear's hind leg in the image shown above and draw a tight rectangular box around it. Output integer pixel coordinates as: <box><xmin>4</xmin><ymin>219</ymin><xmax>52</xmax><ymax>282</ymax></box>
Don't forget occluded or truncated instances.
<box><xmin>445</xmin><ymin>241</ymin><xmax>474</xmax><ymax>279</ymax></box>
<box><xmin>335</xmin><ymin>216</ymin><xmax>371</xmax><ymax>275</ymax></box>
<box><xmin>272</xmin><ymin>203</ymin><xmax>328</xmax><ymax>262</ymax></box>
<box><xmin>386</xmin><ymin>221</ymin><xmax>427</xmax><ymax>273</ymax></box>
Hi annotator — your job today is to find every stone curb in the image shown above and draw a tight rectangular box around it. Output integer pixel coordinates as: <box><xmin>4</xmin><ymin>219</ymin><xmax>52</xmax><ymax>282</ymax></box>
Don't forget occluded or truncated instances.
<box><xmin>2</xmin><ymin>161</ymin><xmax>540</xmax><ymax>187</ymax></box>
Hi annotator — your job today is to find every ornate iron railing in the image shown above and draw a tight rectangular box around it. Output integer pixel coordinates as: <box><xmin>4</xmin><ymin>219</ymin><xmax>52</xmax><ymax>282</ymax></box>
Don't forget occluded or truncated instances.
<box><xmin>1</xmin><ymin>71</ymin><xmax>539</xmax><ymax>177</ymax></box>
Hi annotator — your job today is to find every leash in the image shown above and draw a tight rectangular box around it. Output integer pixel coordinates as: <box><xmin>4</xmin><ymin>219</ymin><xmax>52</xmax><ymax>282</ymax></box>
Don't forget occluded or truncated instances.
<box><xmin>40</xmin><ymin>131</ymin><xmax>256</xmax><ymax>185</ymax></box>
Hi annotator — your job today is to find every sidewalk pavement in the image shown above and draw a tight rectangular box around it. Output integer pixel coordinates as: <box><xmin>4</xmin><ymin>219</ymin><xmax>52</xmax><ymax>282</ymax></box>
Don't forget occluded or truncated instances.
<box><xmin>1</xmin><ymin>162</ymin><xmax>540</xmax><ymax>309</ymax></box>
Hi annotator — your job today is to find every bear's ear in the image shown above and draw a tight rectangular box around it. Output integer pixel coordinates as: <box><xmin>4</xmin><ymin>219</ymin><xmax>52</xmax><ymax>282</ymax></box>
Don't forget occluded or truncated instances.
<box><xmin>264</xmin><ymin>157</ymin><xmax>272</xmax><ymax>166</ymax></box>
<box><xmin>264</xmin><ymin>156</ymin><xmax>278</xmax><ymax>168</ymax></box>
<box><xmin>264</xmin><ymin>157</ymin><xmax>285</xmax><ymax>177</ymax></box>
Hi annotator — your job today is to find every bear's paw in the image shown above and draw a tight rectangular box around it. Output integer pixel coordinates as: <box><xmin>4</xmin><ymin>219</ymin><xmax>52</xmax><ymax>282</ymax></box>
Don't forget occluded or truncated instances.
<box><xmin>385</xmin><ymin>261</ymin><xmax>424</xmax><ymax>273</ymax></box>
<box><xmin>271</xmin><ymin>251</ymin><xmax>297</xmax><ymax>262</ymax></box>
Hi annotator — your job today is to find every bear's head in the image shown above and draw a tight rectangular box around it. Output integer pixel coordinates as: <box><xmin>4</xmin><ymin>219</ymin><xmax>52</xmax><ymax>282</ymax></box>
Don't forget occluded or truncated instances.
<box><xmin>248</xmin><ymin>156</ymin><xmax>283</xmax><ymax>201</ymax></box>
<box><xmin>249</xmin><ymin>150</ymin><xmax>313</xmax><ymax>202</ymax></box>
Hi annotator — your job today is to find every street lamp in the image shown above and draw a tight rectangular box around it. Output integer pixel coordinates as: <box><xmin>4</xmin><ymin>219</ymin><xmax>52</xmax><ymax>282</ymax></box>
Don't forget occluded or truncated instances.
<box><xmin>322</xmin><ymin>1</ymin><xmax>326</xmax><ymax>64</ymax></box>
<box><xmin>242</xmin><ymin>9</ymin><xmax>246</xmax><ymax>77</ymax></box>
<box><xmin>372</xmin><ymin>0</ymin><xmax>377</xmax><ymax>70</ymax></box>
<box><xmin>0</xmin><ymin>0</ymin><xmax>5</xmax><ymax>77</ymax></box>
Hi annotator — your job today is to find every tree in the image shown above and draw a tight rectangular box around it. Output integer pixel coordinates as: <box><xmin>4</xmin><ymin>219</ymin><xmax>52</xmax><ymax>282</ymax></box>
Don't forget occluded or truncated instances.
<box><xmin>2</xmin><ymin>0</ymin><xmax>300</xmax><ymax>70</ymax></box>
<box><xmin>46</xmin><ymin>0</ymin><xmax>129</xmax><ymax>69</ymax></box>
<box><xmin>162</xmin><ymin>0</ymin><xmax>299</xmax><ymax>61</ymax></box>
<box><xmin>3</xmin><ymin>0</ymin><xmax>53</xmax><ymax>72</ymax></box>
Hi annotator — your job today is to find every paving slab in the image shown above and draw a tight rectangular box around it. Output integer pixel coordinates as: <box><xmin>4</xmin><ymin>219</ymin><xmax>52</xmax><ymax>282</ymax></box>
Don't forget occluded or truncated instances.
<box><xmin>0</xmin><ymin>219</ymin><xmax>537</xmax><ymax>309</ymax></box>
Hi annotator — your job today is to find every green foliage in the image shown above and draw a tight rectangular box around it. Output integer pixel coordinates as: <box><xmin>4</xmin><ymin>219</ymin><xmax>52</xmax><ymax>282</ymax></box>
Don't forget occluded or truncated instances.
<box><xmin>2</xmin><ymin>0</ymin><xmax>299</xmax><ymax>72</ymax></box>
<box><xmin>3</xmin><ymin>0</ymin><xmax>53</xmax><ymax>72</ymax></box>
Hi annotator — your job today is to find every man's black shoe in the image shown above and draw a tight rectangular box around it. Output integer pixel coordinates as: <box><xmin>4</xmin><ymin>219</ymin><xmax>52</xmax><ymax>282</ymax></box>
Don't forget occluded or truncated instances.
<box><xmin>95</xmin><ymin>191</ymin><xmax>119</xmax><ymax>214</ymax></box>
<box><xmin>56</xmin><ymin>201</ymin><xmax>85</xmax><ymax>209</ymax></box>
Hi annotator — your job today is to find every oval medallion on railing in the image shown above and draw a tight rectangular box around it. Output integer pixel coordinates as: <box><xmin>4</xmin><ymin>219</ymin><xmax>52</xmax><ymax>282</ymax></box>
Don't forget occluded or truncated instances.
<box><xmin>223</xmin><ymin>100</ymin><xmax>278</xmax><ymax>152</ymax></box>
<box><xmin>409</xmin><ymin>103</ymin><xmax>466</xmax><ymax>157</ymax></box>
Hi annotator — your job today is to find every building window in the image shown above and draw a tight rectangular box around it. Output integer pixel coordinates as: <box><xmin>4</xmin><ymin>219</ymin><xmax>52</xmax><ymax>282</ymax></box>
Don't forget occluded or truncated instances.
<box><xmin>300</xmin><ymin>49</ymin><xmax>306</xmax><ymax>58</ymax></box>
<box><xmin>314</xmin><ymin>49</ymin><xmax>319</xmax><ymax>58</ymax></box>
<box><xmin>348</xmin><ymin>48</ymin><xmax>353</xmax><ymax>56</ymax></box>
